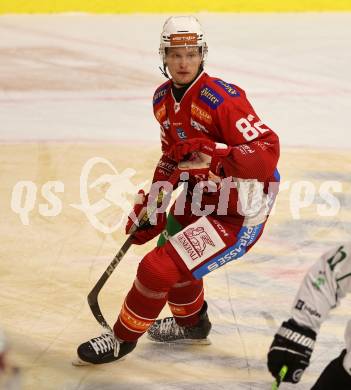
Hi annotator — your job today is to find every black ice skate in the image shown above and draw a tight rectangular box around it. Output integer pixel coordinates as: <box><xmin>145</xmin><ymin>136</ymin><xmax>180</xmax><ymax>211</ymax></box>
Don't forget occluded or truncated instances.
<box><xmin>73</xmin><ymin>330</ymin><xmax>136</xmax><ymax>366</ymax></box>
<box><xmin>147</xmin><ymin>302</ymin><xmax>212</xmax><ymax>345</ymax></box>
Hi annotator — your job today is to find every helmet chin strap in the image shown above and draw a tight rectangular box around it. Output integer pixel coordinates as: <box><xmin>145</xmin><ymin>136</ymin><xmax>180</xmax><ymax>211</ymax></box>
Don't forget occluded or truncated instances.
<box><xmin>159</xmin><ymin>64</ymin><xmax>170</xmax><ymax>79</ymax></box>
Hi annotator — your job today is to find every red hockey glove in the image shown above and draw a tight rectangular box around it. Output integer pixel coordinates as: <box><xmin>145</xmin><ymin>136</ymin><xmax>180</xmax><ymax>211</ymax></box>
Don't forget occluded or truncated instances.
<box><xmin>125</xmin><ymin>190</ymin><xmax>166</xmax><ymax>245</ymax></box>
<box><xmin>152</xmin><ymin>154</ymin><xmax>178</xmax><ymax>184</ymax></box>
<box><xmin>168</xmin><ymin>138</ymin><xmax>216</xmax><ymax>163</ymax></box>
<box><xmin>167</xmin><ymin>138</ymin><xmax>214</xmax><ymax>182</ymax></box>
<box><xmin>168</xmin><ymin>139</ymin><xmax>231</xmax><ymax>183</ymax></box>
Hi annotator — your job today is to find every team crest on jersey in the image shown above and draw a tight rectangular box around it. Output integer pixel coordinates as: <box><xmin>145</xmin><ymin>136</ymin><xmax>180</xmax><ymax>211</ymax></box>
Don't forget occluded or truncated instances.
<box><xmin>176</xmin><ymin>128</ymin><xmax>187</xmax><ymax>139</ymax></box>
<box><xmin>155</xmin><ymin>104</ymin><xmax>166</xmax><ymax>121</ymax></box>
<box><xmin>199</xmin><ymin>86</ymin><xmax>224</xmax><ymax>109</ymax></box>
<box><xmin>153</xmin><ymin>85</ymin><xmax>169</xmax><ymax>106</ymax></box>
<box><xmin>214</xmin><ymin>79</ymin><xmax>240</xmax><ymax>97</ymax></box>
<box><xmin>191</xmin><ymin>102</ymin><xmax>212</xmax><ymax>124</ymax></box>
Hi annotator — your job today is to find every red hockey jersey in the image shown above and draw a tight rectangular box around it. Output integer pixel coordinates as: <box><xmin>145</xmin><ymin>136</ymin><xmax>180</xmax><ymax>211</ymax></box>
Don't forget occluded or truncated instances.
<box><xmin>152</xmin><ymin>71</ymin><xmax>280</xmax><ymax>224</ymax></box>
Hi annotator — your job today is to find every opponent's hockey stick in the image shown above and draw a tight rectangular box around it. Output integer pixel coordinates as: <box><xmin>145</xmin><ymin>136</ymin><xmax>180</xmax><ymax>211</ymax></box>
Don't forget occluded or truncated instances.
<box><xmin>271</xmin><ymin>365</ymin><xmax>288</xmax><ymax>390</ymax></box>
<box><xmin>87</xmin><ymin>168</ymin><xmax>182</xmax><ymax>330</ymax></box>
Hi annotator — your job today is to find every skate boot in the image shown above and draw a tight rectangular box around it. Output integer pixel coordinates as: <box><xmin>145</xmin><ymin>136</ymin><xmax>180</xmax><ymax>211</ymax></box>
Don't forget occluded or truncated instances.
<box><xmin>73</xmin><ymin>329</ymin><xmax>136</xmax><ymax>366</ymax></box>
<box><xmin>147</xmin><ymin>301</ymin><xmax>212</xmax><ymax>345</ymax></box>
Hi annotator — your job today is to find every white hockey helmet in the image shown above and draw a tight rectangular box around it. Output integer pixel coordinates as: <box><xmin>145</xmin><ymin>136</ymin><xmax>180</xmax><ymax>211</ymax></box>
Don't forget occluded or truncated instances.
<box><xmin>159</xmin><ymin>16</ymin><xmax>208</xmax><ymax>64</ymax></box>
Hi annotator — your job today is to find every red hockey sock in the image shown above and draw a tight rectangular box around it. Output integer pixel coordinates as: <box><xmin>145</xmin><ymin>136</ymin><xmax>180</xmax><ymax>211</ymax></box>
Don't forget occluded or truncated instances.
<box><xmin>168</xmin><ymin>279</ymin><xmax>204</xmax><ymax>326</ymax></box>
<box><xmin>113</xmin><ymin>246</ymin><xmax>184</xmax><ymax>342</ymax></box>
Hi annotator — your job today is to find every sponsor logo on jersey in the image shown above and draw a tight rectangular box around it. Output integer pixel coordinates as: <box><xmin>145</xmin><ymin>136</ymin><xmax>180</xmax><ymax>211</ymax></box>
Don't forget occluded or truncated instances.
<box><xmin>214</xmin><ymin>79</ymin><xmax>240</xmax><ymax>97</ymax></box>
<box><xmin>157</xmin><ymin>159</ymin><xmax>176</xmax><ymax>173</ymax></box>
<box><xmin>236</xmin><ymin>144</ymin><xmax>255</xmax><ymax>155</ymax></box>
<box><xmin>295</xmin><ymin>300</ymin><xmax>321</xmax><ymax>319</ymax></box>
<box><xmin>176</xmin><ymin>128</ymin><xmax>187</xmax><ymax>140</ymax></box>
<box><xmin>155</xmin><ymin>104</ymin><xmax>166</xmax><ymax>121</ymax></box>
<box><xmin>162</xmin><ymin>118</ymin><xmax>170</xmax><ymax>130</ymax></box>
<box><xmin>170</xmin><ymin>33</ymin><xmax>198</xmax><ymax>46</ymax></box>
<box><xmin>295</xmin><ymin>299</ymin><xmax>305</xmax><ymax>310</ymax></box>
<box><xmin>120</xmin><ymin>302</ymin><xmax>153</xmax><ymax>332</ymax></box>
<box><xmin>254</xmin><ymin>140</ymin><xmax>269</xmax><ymax>151</ymax></box>
<box><xmin>153</xmin><ymin>85</ymin><xmax>169</xmax><ymax>105</ymax></box>
<box><xmin>168</xmin><ymin>303</ymin><xmax>188</xmax><ymax>316</ymax></box>
<box><xmin>199</xmin><ymin>86</ymin><xmax>224</xmax><ymax>109</ymax></box>
<box><xmin>176</xmin><ymin>227</ymin><xmax>215</xmax><ymax>261</ymax></box>
<box><xmin>211</xmin><ymin>219</ymin><xmax>230</xmax><ymax>237</ymax></box>
<box><xmin>191</xmin><ymin>102</ymin><xmax>212</xmax><ymax>124</ymax></box>
<box><xmin>170</xmin><ymin>217</ymin><xmax>225</xmax><ymax>272</ymax></box>
<box><xmin>190</xmin><ymin>118</ymin><xmax>209</xmax><ymax>134</ymax></box>
<box><xmin>193</xmin><ymin>224</ymin><xmax>263</xmax><ymax>278</ymax></box>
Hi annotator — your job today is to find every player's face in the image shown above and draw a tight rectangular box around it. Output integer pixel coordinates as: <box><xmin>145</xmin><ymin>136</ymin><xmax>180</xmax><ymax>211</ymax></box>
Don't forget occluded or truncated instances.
<box><xmin>165</xmin><ymin>47</ymin><xmax>202</xmax><ymax>86</ymax></box>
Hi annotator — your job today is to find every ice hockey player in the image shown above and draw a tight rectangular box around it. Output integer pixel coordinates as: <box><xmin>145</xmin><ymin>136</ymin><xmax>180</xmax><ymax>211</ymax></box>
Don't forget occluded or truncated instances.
<box><xmin>268</xmin><ymin>243</ymin><xmax>351</xmax><ymax>389</ymax></box>
<box><xmin>75</xmin><ymin>15</ymin><xmax>280</xmax><ymax>365</ymax></box>
<box><xmin>0</xmin><ymin>328</ymin><xmax>20</xmax><ymax>389</ymax></box>
<box><xmin>0</xmin><ymin>328</ymin><xmax>5</xmax><ymax>374</ymax></box>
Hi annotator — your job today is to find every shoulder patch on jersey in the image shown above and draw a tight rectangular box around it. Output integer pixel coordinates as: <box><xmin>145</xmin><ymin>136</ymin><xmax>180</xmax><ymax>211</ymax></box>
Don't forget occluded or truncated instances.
<box><xmin>155</xmin><ymin>104</ymin><xmax>166</xmax><ymax>122</ymax></box>
<box><xmin>213</xmin><ymin>79</ymin><xmax>240</xmax><ymax>97</ymax></box>
<box><xmin>153</xmin><ymin>84</ymin><xmax>170</xmax><ymax>106</ymax></box>
<box><xmin>199</xmin><ymin>85</ymin><xmax>224</xmax><ymax>109</ymax></box>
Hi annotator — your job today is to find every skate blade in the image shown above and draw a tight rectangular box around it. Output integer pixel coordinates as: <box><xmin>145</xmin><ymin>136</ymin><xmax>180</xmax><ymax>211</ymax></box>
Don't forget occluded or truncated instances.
<box><xmin>72</xmin><ymin>356</ymin><xmax>127</xmax><ymax>366</ymax></box>
<box><xmin>147</xmin><ymin>335</ymin><xmax>211</xmax><ymax>345</ymax></box>
<box><xmin>72</xmin><ymin>357</ymin><xmax>92</xmax><ymax>366</ymax></box>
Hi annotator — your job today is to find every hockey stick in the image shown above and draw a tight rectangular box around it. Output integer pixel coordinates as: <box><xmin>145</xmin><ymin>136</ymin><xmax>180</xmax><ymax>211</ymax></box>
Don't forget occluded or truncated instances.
<box><xmin>87</xmin><ymin>169</ymin><xmax>181</xmax><ymax>330</ymax></box>
<box><xmin>271</xmin><ymin>365</ymin><xmax>288</xmax><ymax>390</ymax></box>
<box><xmin>87</xmin><ymin>235</ymin><xmax>134</xmax><ymax>331</ymax></box>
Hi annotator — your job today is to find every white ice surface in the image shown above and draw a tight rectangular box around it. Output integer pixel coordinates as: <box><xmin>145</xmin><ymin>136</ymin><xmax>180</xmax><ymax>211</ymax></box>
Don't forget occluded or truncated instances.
<box><xmin>0</xmin><ymin>13</ymin><xmax>350</xmax><ymax>147</ymax></box>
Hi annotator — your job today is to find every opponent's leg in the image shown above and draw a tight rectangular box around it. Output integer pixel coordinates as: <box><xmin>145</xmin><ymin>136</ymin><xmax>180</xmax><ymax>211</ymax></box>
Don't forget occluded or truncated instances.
<box><xmin>311</xmin><ymin>349</ymin><xmax>351</xmax><ymax>389</ymax></box>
